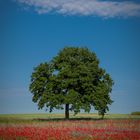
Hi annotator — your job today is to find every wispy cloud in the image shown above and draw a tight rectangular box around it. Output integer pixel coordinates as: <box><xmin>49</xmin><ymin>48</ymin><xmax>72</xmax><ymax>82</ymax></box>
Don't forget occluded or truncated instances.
<box><xmin>16</xmin><ymin>0</ymin><xmax>140</xmax><ymax>18</ymax></box>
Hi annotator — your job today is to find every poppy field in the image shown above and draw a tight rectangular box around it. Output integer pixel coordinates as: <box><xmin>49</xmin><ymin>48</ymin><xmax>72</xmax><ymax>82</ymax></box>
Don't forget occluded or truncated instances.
<box><xmin>0</xmin><ymin>114</ymin><xmax>140</xmax><ymax>140</ymax></box>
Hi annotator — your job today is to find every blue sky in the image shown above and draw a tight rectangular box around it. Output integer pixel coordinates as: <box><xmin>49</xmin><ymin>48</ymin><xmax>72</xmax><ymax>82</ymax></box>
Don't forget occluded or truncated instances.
<box><xmin>0</xmin><ymin>0</ymin><xmax>140</xmax><ymax>114</ymax></box>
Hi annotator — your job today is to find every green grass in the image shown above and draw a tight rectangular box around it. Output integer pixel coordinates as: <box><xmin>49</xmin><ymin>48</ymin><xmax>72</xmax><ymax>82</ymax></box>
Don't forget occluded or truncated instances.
<box><xmin>0</xmin><ymin>113</ymin><xmax>140</xmax><ymax>124</ymax></box>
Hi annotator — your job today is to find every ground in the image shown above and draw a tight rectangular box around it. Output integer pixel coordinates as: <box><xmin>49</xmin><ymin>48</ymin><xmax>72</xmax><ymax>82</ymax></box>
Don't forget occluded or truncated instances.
<box><xmin>0</xmin><ymin>113</ymin><xmax>140</xmax><ymax>140</ymax></box>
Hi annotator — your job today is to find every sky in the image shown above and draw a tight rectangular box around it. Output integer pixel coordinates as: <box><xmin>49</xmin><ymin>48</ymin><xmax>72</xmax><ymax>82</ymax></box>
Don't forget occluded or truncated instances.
<box><xmin>0</xmin><ymin>0</ymin><xmax>140</xmax><ymax>114</ymax></box>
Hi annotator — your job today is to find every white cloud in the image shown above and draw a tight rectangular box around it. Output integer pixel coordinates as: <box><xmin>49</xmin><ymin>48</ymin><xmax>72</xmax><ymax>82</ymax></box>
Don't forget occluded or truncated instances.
<box><xmin>16</xmin><ymin>0</ymin><xmax>140</xmax><ymax>18</ymax></box>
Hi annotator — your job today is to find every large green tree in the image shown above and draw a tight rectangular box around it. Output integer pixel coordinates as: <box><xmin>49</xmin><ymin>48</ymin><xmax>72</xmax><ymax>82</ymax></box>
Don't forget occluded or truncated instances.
<box><xmin>29</xmin><ymin>47</ymin><xmax>113</xmax><ymax>119</ymax></box>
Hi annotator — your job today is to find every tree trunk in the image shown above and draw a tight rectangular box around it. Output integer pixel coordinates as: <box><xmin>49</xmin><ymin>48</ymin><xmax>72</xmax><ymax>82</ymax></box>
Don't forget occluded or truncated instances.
<box><xmin>101</xmin><ymin>114</ymin><xmax>104</xmax><ymax>119</ymax></box>
<box><xmin>65</xmin><ymin>104</ymin><xmax>69</xmax><ymax>119</ymax></box>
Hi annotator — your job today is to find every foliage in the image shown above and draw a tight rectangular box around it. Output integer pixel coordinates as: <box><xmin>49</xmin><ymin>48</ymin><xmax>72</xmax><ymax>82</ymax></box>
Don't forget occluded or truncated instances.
<box><xmin>131</xmin><ymin>111</ymin><xmax>140</xmax><ymax>115</ymax></box>
<box><xmin>29</xmin><ymin>47</ymin><xmax>114</xmax><ymax>118</ymax></box>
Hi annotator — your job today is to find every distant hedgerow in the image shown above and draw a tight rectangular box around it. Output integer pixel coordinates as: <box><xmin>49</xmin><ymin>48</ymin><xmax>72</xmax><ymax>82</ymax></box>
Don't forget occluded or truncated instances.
<box><xmin>131</xmin><ymin>111</ymin><xmax>140</xmax><ymax>115</ymax></box>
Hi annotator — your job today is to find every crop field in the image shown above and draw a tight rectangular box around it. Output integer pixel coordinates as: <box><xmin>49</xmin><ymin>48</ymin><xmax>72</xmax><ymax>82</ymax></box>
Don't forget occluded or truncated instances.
<box><xmin>0</xmin><ymin>113</ymin><xmax>140</xmax><ymax>140</ymax></box>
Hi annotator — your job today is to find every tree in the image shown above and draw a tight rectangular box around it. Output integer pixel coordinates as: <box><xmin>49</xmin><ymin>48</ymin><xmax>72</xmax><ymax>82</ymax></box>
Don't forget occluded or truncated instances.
<box><xmin>29</xmin><ymin>47</ymin><xmax>114</xmax><ymax>119</ymax></box>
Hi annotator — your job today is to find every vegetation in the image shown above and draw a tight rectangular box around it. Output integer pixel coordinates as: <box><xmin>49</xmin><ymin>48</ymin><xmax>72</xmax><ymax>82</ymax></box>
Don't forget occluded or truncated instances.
<box><xmin>0</xmin><ymin>113</ymin><xmax>140</xmax><ymax>124</ymax></box>
<box><xmin>29</xmin><ymin>47</ymin><xmax>114</xmax><ymax>119</ymax></box>
<box><xmin>131</xmin><ymin>111</ymin><xmax>140</xmax><ymax>115</ymax></box>
<box><xmin>0</xmin><ymin>114</ymin><xmax>140</xmax><ymax>140</ymax></box>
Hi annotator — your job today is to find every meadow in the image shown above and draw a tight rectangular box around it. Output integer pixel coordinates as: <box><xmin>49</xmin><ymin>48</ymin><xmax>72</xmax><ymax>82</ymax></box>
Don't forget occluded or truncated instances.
<box><xmin>0</xmin><ymin>113</ymin><xmax>140</xmax><ymax>140</ymax></box>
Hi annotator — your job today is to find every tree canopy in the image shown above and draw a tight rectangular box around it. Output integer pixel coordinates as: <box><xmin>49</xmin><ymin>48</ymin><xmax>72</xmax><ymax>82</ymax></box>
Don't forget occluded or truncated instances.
<box><xmin>29</xmin><ymin>47</ymin><xmax>114</xmax><ymax>119</ymax></box>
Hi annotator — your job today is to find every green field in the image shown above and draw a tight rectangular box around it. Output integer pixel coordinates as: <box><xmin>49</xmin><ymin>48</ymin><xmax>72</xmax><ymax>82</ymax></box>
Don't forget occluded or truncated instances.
<box><xmin>0</xmin><ymin>113</ymin><xmax>140</xmax><ymax>124</ymax></box>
